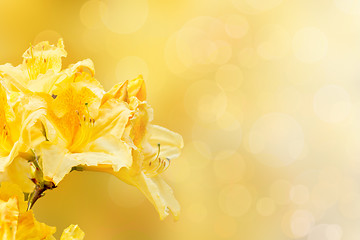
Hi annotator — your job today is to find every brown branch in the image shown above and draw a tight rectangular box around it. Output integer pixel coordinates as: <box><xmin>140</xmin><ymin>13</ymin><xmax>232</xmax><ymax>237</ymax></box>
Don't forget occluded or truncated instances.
<box><xmin>27</xmin><ymin>181</ymin><xmax>56</xmax><ymax>211</ymax></box>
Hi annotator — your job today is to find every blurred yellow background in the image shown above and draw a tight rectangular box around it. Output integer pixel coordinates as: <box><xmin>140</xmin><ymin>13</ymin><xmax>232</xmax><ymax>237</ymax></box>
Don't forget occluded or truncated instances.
<box><xmin>2</xmin><ymin>0</ymin><xmax>360</xmax><ymax>239</ymax></box>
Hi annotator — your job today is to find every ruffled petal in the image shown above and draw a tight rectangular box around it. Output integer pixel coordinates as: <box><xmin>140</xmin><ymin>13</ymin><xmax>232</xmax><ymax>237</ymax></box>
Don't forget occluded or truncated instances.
<box><xmin>60</xmin><ymin>225</ymin><xmax>84</xmax><ymax>240</ymax></box>
<box><xmin>38</xmin><ymin>141</ymin><xmax>74</xmax><ymax>185</ymax></box>
<box><xmin>101</xmin><ymin>80</ymin><xmax>128</xmax><ymax>105</ymax></box>
<box><xmin>115</xmin><ymin>170</ymin><xmax>180</xmax><ymax>220</ymax></box>
<box><xmin>69</xmin><ymin>135</ymin><xmax>132</xmax><ymax>172</ymax></box>
<box><xmin>22</xmin><ymin>39</ymin><xmax>67</xmax><ymax>80</ymax></box>
<box><xmin>127</xmin><ymin>75</ymin><xmax>146</xmax><ymax>101</ymax></box>
<box><xmin>15</xmin><ymin>210</ymin><xmax>56</xmax><ymax>240</ymax></box>
<box><xmin>91</xmin><ymin>99</ymin><xmax>131</xmax><ymax>141</ymax></box>
<box><xmin>0</xmin><ymin>182</ymin><xmax>27</xmax><ymax>213</ymax></box>
<box><xmin>0</xmin><ymin>63</ymin><xmax>29</xmax><ymax>92</ymax></box>
<box><xmin>0</xmin><ymin>141</ymin><xmax>22</xmax><ymax>172</ymax></box>
<box><xmin>145</xmin><ymin>124</ymin><xmax>184</xmax><ymax>160</ymax></box>
<box><xmin>0</xmin><ymin>157</ymin><xmax>34</xmax><ymax>194</ymax></box>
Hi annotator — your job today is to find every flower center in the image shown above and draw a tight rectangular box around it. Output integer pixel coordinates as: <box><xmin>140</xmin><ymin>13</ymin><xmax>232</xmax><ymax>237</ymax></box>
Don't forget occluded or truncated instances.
<box><xmin>142</xmin><ymin>144</ymin><xmax>170</xmax><ymax>177</ymax></box>
<box><xmin>48</xmin><ymin>86</ymin><xmax>98</xmax><ymax>151</ymax></box>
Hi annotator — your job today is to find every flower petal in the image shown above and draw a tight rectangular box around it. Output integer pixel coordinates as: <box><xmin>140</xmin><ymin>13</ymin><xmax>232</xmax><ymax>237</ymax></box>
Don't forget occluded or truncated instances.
<box><xmin>16</xmin><ymin>210</ymin><xmax>56</xmax><ymax>240</ymax></box>
<box><xmin>69</xmin><ymin>135</ymin><xmax>132</xmax><ymax>172</ymax></box>
<box><xmin>60</xmin><ymin>224</ymin><xmax>85</xmax><ymax>240</ymax></box>
<box><xmin>0</xmin><ymin>141</ymin><xmax>22</xmax><ymax>172</ymax></box>
<box><xmin>115</xmin><ymin>170</ymin><xmax>180</xmax><ymax>220</ymax></box>
<box><xmin>128</xmin><ymin>75</ymin><xmax>146</xmax><ymax>101</ymax></box>
<box><xmin>146</xmin><ymin>124</ymin><xmax>184</xmax><ymax>160</ymax></box>
<box><xmin>92</xmin><ymin>99</ymin><xmax>131</xmax><ymax>141</ymax></box>
<box><xmin>22</xmin><ymin>39</ymin><xmax>67</xmax><ymax>80</ymax></box>
<box><xmin>38</xmin><ymin>141</ymin><xmax>75</xmax><ymax>185</ymax></box>
<box><xmin>0</xmin><ymin>63</ymin><xmax>29</xmax><ymax>92</ymax></box>
<box><xmin>0</xmin><ymin>182</ymin><xmax>26</xmax><ymax>213</ymax></box>
<box><xmin>101</xmin><ymin>80</ymin><xmax>128</xmax><ymax>105</ymax></box>
<box><xmin>0</xmin><ymin>157</ymin><xmax>35</xmax><ymax>194</ymax></box>
<box><xmin>127</xmin><ymin>100</ymin><xmax>153</xmax><ymax>148</ymax></box>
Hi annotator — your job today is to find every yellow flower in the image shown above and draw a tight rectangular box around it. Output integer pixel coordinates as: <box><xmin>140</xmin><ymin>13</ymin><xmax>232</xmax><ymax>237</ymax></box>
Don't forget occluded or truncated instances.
<box><xmin>0</xmin><ymin>39</ymin><xmax>184</xmax><ymax>220</ymax></box>
<box><xmin>41</xmin><ymin>74</ymin><xmax>183</xmax><ymax>219</ymax></box>
<box><xmin>88</xmin><ymin>76</ymin><xmax>184</xmax><ymax>220</ymax></box>
<box><xmin>116</xmin><ymin>124</ymin><xmax>183</xmax><ymax>220</ymax></box>
<box><xmin>0</xmin><ymin>39</ymin><xmax>126</xmax><ymax>189</ymax></box>
<box><xmin>0</xmin><ymin>39</ymin><xmax>99</xmax><ymax>96</ymax></box>
<box><xmin>37</xmin><ymin>77</ymin><xmax>133</xmax><ymax>185</ymax></box>
<box><xmin>0</xmin><ymin>182</ymin><xmax>84</xmax><ymax>240</ymax></box>
<box><xmin>0</xmin><ymin>39</ymin><xmax>66</xmax><ymax>93</ymax></box>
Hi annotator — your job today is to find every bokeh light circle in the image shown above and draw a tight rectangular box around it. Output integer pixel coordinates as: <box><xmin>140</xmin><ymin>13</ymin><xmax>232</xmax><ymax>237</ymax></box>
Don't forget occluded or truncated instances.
<box><xmin>212</xmin><ymin>40</ymin><xmax>233</xmax><ymax>65</ymax></box>
<box><xmin>216</xmin><ymin>111</ymin><xmax>241</xmax><ymax>132</ymax></box>
<box><xmin>180</xmin><ymin>141</ymin><xmax>212</xmax><ymax>170</ymax></box>
<box><xmin>256</xmin><ymin>197</ymin><xmax>275</xmax><ymax>216</ymax></box>
<box><xmin>270</xmin><ymin>180</ymin><xmax>292</xmax><ymax>205</ymax></box>
<box><xmin>308</xmin><ymin>224</ymin><xmax>343</xmax><ymax>240</ymax></box>
<box><xmin>334</xmin><ymin>0</ymin><xmax>360</xmax><ymax>15</ymax></box>
<box><xmin>225</xmin><ymin>14</ymin><xmax>249</xmax><ymax>39</ymax></box>
<box><xmin>176</xmin><ymin>27</ymin><xmax>218</xmax><ymax>67</ymax></box>
<box><xmin>237</xmin><ymin>47</ymin><xmax>259</xmax><ymax>68</ymax></box>
<box><xmin>255</xmin><ymin>24</ymin><xmax>291</xmax><ymax>60</ymax></box>
<box><xmin>192</xmin><ymin>121</ymin><xmax>242</xmax><ymax>154</ymax></box>
<box><xmin>184</xmin><ymin>79</ymin><xmax>227</xmax><ymax>123</ymax></box>
<box><xmin>249</xmin><ymin>113</ymin><xmax>304</xmax><ymax>167</ymax></box>
<box><xmin>339</xmin><ymin>192</ymin><xmax>360</xmax><ymax>219</ymax></box>
<box><xmin>232</xmin><ymin>0</ymin><xmax>282</xmax><ymax>14</ymax></box>
<box><xmin>313</xmin><ymin>84</ymin><xmax>352</xmax><ymax>123</ymax></box>
<box><xmin>80</xmin><ymin>0</ymin><xmax>105</xmax><ymax>29</ymax></box>
<box><xmin>100</xmin><ymin>0</ymin><xmax>148</xmax><ymax>34</ymax></box>
<box><xmin>290</xmin><ymin>184</ymin><xmax>310</xmax><ymax>205</ymax></box>
<box><xmin>164</xmin><ymin>32</ymin><xmax>188</xmax><ymax>75</ymax></box>
<box><xmin>290</xmin><ymin>210</ymin><xmax>315</xmax><ymax>238</ymax></box>
<box><xmin>293</xmin><ymin>27</ymin><xmax>328</xmax><ymax>63</ymax></box>
<box><xmin>246</xmin><ymin>0</ymin><xmax>283</xmax><ymax>11</ymax></box>
<box><xmin>215</xmin><ymin>64</ymin><xmax>243</xmax><ymax>91</ymax></box>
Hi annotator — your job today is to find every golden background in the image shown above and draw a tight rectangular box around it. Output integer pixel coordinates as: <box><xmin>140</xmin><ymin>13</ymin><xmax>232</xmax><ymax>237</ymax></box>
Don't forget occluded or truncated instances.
<box><xmin>1</xmin><ymin>0</ymin><xmax>360</xmax><ymax>239</ymax></box>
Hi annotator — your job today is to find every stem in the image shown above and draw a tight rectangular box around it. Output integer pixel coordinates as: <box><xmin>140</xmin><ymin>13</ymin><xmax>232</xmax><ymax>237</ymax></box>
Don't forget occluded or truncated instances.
<box><xmin>27</xmin><ymin>182</ymin><xmax>56</xmax><ymax>210</ymax></box>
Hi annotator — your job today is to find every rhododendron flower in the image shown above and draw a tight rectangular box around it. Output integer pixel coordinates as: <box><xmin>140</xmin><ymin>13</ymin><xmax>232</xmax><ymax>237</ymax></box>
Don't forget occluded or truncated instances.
<box><xmin>0</xmin><ymin>39</ymin><xmax>183</xmax><ymax>221</ymax></box>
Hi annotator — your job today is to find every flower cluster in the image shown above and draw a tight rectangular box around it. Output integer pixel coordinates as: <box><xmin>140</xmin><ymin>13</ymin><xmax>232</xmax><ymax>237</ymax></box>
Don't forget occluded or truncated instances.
<box><xmin>0</xmin><ymin>39</ymin><xmax>183</xmax><ymax>238</ymax></box>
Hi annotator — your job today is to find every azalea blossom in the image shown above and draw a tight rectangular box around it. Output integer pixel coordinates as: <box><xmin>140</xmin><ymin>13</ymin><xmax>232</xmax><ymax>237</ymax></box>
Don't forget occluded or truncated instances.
<box><xmin>99</xmin><ymin>76</ymin><xmax>184</xmax><ymax>219</ymax></box>
<box><xmin>0</xmin><ymin>39</ymin><xmax>183</xmax><ymax>220</ymax></box>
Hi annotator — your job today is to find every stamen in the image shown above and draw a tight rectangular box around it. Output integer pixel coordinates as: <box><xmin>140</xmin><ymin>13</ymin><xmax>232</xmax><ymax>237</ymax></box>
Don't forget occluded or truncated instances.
<box><xmin>70</xmin><ymin>102</ymin><xmax>95</xmax><ymax>151</ymax></box>
<box><xmin>143</xmin><ymin>143</ymin><xmax>171</xmax><ymax>177</ymax></box>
